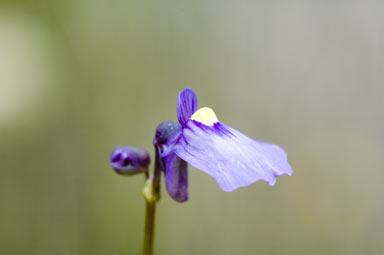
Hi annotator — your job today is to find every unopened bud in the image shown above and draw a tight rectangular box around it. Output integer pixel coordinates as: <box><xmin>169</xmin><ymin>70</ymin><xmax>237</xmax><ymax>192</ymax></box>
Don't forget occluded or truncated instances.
<box><xmin>110</xmin><ymin>146</ymin><xmax>150</xmax><ymax>175</ymax></box>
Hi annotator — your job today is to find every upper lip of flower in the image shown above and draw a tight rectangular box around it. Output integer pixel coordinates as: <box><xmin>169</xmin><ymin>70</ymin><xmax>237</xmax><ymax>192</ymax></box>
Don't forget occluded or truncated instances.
<box><xmin>154</xmin><ymin>88</ymin><xmax>292</xmax><ymax>202</ymax></box>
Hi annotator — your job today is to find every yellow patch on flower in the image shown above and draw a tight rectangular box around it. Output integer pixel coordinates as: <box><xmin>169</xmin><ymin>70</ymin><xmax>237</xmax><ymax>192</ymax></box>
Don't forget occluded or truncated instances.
<box><xmin>190</xmin><ymin>107</ymin><xmax>218</xmax><ymax>126</ymax></box>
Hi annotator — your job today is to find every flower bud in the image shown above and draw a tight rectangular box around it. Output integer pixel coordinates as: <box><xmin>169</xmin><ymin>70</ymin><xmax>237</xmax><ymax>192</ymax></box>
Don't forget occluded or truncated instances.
<box><xmin>110</xmin><ymin>146</ymin><xmax>150</xmax><ymax>175</ymax></box>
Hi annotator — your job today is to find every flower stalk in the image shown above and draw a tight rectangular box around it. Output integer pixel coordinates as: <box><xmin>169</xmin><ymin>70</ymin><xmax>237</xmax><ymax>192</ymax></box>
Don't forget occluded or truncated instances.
<box><xmin>142</xmin><ymin>195</ymin><xmax>157</xmax><ymax>255</ymax></box>
<box><xmin>141</xmin><ymin>150</ymin><xmax>162</xmax><ymax>255</ymax></box>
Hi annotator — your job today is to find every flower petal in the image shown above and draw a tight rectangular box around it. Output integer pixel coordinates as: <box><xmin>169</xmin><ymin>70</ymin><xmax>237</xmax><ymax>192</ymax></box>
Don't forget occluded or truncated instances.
<box><xmin>163</xmin><ymin>153</ymin><xmax>188</xmax><ymax>202</ymax></box>
<box><xmin>167</xmin><ymin>120</ymin><xmax>292</xmax><ymax>192</ymax></box>
<box><xmin>177</xmin><ymin>88</ymin><xmax>198</xmax><ymax>125</ymax></box>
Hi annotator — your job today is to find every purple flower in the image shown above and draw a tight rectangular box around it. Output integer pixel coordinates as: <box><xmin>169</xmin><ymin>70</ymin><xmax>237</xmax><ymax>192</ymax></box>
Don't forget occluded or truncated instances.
<box><xmin>110</xmin><ymin>146</ymin><xmax>150</xmax><ymax>175</ymax></box>
<box><xmin>154</xmin><ymin>88</ymin><xmax>293</xmax><ymax>202</ymax></box>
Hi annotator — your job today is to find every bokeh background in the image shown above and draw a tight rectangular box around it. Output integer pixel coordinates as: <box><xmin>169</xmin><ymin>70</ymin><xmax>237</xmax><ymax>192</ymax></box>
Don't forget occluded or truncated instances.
<box><xmin>1</xmin><ymin>0</ymin><xmax>383</xmax><ymax>254</ymax></box>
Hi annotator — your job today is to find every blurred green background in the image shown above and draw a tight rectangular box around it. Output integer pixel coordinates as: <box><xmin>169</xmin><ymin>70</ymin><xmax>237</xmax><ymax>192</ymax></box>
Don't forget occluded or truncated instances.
<box><xmin>1</xmin><ymin>0</ymin><xmax>383</xmax><ymax>254</ymax></box>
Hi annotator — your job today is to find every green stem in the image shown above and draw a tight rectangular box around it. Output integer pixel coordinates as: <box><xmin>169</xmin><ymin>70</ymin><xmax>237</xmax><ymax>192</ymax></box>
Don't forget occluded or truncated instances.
<box><xmin>142</xmin><ymin>201</ymin><xmax>156</xmax><ymax>255</ymax></box>
<box><xmin>142</xmin><ymin>148</ymin><xmax>162</xmax><ymax>255</ymax></box>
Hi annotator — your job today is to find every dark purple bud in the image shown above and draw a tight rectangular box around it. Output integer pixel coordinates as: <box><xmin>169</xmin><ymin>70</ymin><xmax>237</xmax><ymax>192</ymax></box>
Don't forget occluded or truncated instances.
<box><xmin>110</xmin><ymin>146</ymin><xmax>150</xmax><ymax>175</ymax></box>
<box><xmin>153</xmin><ymin>121</ymin><xmax>182</xmax><ymax>146</ymax></box>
